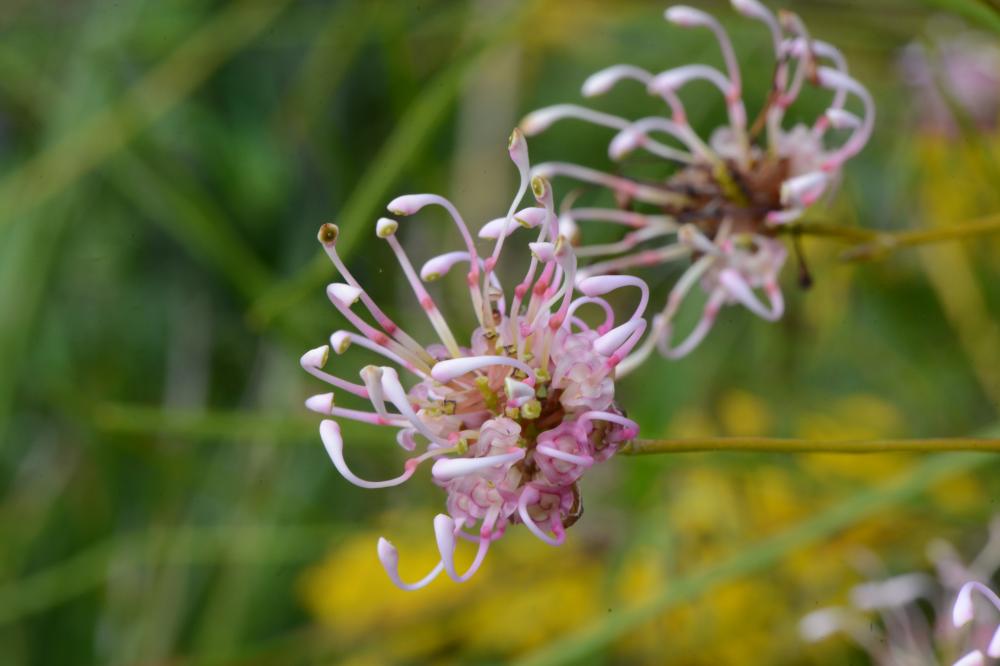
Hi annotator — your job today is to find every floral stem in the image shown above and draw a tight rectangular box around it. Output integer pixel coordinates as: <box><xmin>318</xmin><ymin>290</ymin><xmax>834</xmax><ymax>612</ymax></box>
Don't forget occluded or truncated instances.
<box><xmin>621</xmin><ymin>436</ymin><xmax>1000</xmax><ymax>455</ymax></box>
<box><xmin>783</xmin><ymin>213</ymin><xmax>1000</xmax><ymax>261</ymax></box>
<box><xmin>782</xmin><ymin>221</ymin><xmax>878</xmax><ymax>244</ymax></box>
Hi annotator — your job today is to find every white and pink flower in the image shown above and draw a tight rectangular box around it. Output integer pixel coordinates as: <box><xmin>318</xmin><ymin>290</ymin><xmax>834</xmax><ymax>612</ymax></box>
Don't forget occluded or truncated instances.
<box><xmin>800</xmin><ymin>516</ymin><xmax>1000</xmax><ymax>665</ymax></box>
<box><xmin>303</xmin><ymin>131</ymin><xmax>645</xmax><ymax>589</ymax></box>
<box><xmin>522</xmin><ymin>0</ymin><xmax>874</xmax><ymax>364</ymax></box>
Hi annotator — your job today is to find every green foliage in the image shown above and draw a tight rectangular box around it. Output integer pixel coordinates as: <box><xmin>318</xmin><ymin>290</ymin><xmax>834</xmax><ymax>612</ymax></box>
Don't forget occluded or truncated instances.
<box><xmin>0</xmin><ymin>1</ymin><xmax>998</xmax><ymax>664</ymax></box>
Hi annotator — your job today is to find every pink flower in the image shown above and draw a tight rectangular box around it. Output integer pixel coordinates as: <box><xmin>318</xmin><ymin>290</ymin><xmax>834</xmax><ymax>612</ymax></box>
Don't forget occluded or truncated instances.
<box><xmin>800</xmin><ymin>516</ymin><xmax>1000</xmax><ymax>665</ymax></box>
<box><xmin>522</xmin><ymin>0</ymin><xmax>874</xmax><ymax>365</ymax></box>
<box><xmin>899</xmin><ymin>30</ymin><xmax>1000</xmax><ymax>136</ymax></box>
<box><xmin>303</xmin><ymin>130</ymin><xmax>645</xmax><ymax>589</ymax></box>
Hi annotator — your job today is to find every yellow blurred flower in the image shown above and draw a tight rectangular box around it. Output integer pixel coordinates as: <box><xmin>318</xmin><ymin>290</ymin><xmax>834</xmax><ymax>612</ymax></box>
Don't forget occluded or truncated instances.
<box><xmin>797</xmin><ymin>394</ymin><xmax>910</xmax><ymax>481</ymax></box>
<box><xmin>717</xmin><ymin>389</ymin><xmax>773</xmax><ymax>438</ymax></box>
<box><xmin>299</xmin><ymin>515</ymin><xmax>604</xmax><ymax>662</ymax></box>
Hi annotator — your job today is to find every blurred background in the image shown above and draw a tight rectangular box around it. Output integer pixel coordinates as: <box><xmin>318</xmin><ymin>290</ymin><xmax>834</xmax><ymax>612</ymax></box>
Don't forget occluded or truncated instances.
<box><xmin>1</xmin><ymin>0</ymin><xmax>999</xmax><ymax>664</ymax></box>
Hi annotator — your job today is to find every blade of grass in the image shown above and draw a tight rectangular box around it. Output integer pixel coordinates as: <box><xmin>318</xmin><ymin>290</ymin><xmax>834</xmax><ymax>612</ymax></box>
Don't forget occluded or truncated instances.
<box><xmin>0</xmin><ymin>1</ymin><xmax>144</xmax><ymax>443</ymax></box>
<box><xmin>93</xmin><ymin>402</ymin><xmax>315</xmax><ymax>441</ymax></box>
<box><xmin>0</xmin><ymin>0</ymin><xmax>293</xmax><ymax>228</ymax></box>
<box><xmin>0</xmin><ymin>524</ymin><xmax>340</xmax><ymax>626</ymax></box>
<box><xmin>103</xmin><ymin>148</ymin><xmax>320</xmax><ymax>347</ymax></box>
<box><xmin>247</xmin><ymin>1</ymin><xmax>537</xmax><ymax>329</ymax></box>
<box><xmin>914</xmin><ymin>0</ymin><xmax>1000</xmax><ymax>36</ymax></box>
<box><xmin>0</xmin><ymin>0</ymin><xmax>295</xmax><ymax>441</ymax></box>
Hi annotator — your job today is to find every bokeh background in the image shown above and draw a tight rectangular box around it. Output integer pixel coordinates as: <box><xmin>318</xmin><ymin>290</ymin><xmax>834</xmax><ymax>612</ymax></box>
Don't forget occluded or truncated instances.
<box><xmin>1</xmin><ymin>0</ymin><xmax>999</xmax><ymax>664</ymax></box>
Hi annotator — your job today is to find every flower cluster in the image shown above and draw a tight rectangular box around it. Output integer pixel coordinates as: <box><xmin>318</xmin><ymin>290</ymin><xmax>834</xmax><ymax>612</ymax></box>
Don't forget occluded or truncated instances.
<box><xmin>899</xmin><ymin>28</ymin><xmax>1000</xmax><ymax>136</ymax></box>
<box><xmin>302</xmin><ymin>131</ymin><xmax>644</xmax><ymax>589</ymax></box>
<box><xmin>522</xmin><ymin>0</ymin><xmax>873</xmax><ymax>365</ymax></box>
<box><xmin>800</xmin><ymin>516</ymin><xmax>1000</xmax><ymax>665</ymax></box>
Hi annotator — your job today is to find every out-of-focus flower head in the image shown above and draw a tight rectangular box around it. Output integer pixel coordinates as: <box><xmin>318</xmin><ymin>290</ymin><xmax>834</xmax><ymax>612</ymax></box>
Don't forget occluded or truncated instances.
<box><xmin>521</xmin><ymin>0</ymin><xmax>874</xmax><ymax>366</ymax></box>
<box><xmin>303</xmin><ymin>130</ymin><xmax>645</xmax><ymax>589</ymax></box>
<box><xmin>800</xmin><ymin>515</ymin><xmax>1000</xmax><ymax>665</ymax></box>
<box><xmin>899</xmin><ymin>25</ymin><xmax>1000</xmax><ymax>136</ymax></box>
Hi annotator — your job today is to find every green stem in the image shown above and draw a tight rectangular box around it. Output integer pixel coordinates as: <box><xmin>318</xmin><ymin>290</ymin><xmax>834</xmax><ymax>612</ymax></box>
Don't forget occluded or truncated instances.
<box><xmin>621</xmin><ymin>436</ymin><xmax>1000</xmax><ymax>455</ymax></box>
<box><xmin>785</xmin><ymin>213</ymin><xmax>1000</xmax><ymax>261</ymax></box>
<box><xmin>783</xmin><ymin>221</ymin><xmax>877</xmax><ymax>244</ymax></box>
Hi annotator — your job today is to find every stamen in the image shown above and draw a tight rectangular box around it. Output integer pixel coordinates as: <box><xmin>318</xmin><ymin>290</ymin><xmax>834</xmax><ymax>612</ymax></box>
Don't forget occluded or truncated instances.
<box><xmin>504</xmin><ymin>377</ymin><xmax>535</xmax><ymax>402</ymax></box>
<box><xmin>815</xmin><ymin>66</ymin><xmax>875</xmax><ymax>169</ymax></box>
<box><xmin>954</xmin><ymin>581</ymin><xmax>1000</xmax><ymax>627</ymax></box>
<box><xmin>781</xmin><ymin>171</ymin><xmax>829</xmax><ymax>208</ymax></box>
<box><xmin>483</xmin><ymin>129</ymin><xmax>533</xmax><ymax>312</ymax></box>
<box><xmin>776</xmin><ymin>13</ymin><xmax>816</xmax><ymax>117</ymax></box>
<box><xmin>953</xmin><ymin>651</ymin><xmax>986</xmax><ymax>666</ymax></box>
<box><xmin>386</xmin><ymin>193</ymin><xmax>487</xmax><ymax>326</ymax></box>
<box><xmin>718</xmin><ymin>268</ymin><xmax>783</xmax><ymax>321</ymax></box>
<box><xmin>664</xmin><ymin>253</ymin><xmax>716</xmax><ymax>320</ymax></box>
<box><xmin>578</xmin><ymin>274</ymin><xmax>650</xmax><ymax>323</ymax></box>
<box><xmin>319</xmin><ymin>420</ymin><xmax>417</xmax><ymax>488</ymax></box>
<box><xmin>432</xmin><ymin>355</ymin><xmax>536</xmax><ymax>383</ymax></box>
<box><xmin>607</xmin><ymin>318</ymin><xmax>647</xmax><ymax>364</ymax></box>
<box><xmin>582</xmin><ymin>64</ymin><xmax>653</xmax><ymax>97</ymax></box>
<box><xmin>517</xmin><ymin>486</ymin><xmax>565</xmax><ymax>546</ymax></box>
<box><xmin>435</xmin><ymin>510</ymin><xmax>498</xmax><ymax>583</ymax></box>
<box><xmin>849</xmin><ymin>573</ymin><xmax>934</xmax><ymax>610</ymax></box>
<box><xmin>531</xmin><ymin>162</ymin><xmax>684</xmax><ymax>206</ymax></box>
<box><xmin>585</xmin><ymin>63</ymin><xmax>697</xmax><ymax>127</ymax></box>
<box><xmin>731</xmin><ymin>0</ymin><xmax>780</xmax><ymax>55</ymax></box>
<box><xmin>317</xmin><ymin>224</ymin><xmax>428</xmax><ymax>360</ymax></box>
<box><xmin>575</xmin><ymin>244</ymin><xmax>690</xmax><ymax>279</ymax></box>
<box><xmin>577</xmin><ymin>410</ymin><xmax>640</xmax><ymax>437</ymax></box>
<box><xmin>396</xmin><ymin>428</ymin><xmax>418</xmax><ymax>451</ymax></box>
<box><xmin>327</xmin><ymin>283</ymin><xmax>362</xmax><ymax>306</ymax></box>
<box><xmin>360</xmin><ymin>365</ymin><xmax>389</xmax><ymax>418</ymax></box>
<box><xmin>609</xmin><ymin>117</ymin><xmax>711</xmax><ymax>163</ymax></box>
<box><xmin>823</xmin><ymin>108</ymin><xmax>862</xmax><ymax>130</ymax></box>
<box><xmin>664</xmin><ymin>6</ymin><xmax>742</xmax><ymax>96</ymax></box>
<box><xmin>521</xmin><ymin>104</ymin><xmax>631</xmax><ymax>135</ymax></box>
<box><xmin>566</xmin><ymin>296</ymin><xmax>616</xmax><ymax>334</ymax></box>
<box><xmin>658</xmin><ymin>287</ymin><xmax>727</xmax><ymax>359</ymax></box>
<box><xmin>305</xmin><ymin>393</ymin><xmax>409</xmax><ymax>427</ymax></box>
<box><xmin>329</xmin><ymin>330</ymin><xmax>431</xmax><ymax>380</ymax></box>
<box><xmin>594</xmin><ymin>320</ymin><xmax>644</xmax><ymax>357</ymax></box>
<box><xmin>783</xmin><ymin>38</ymin><xmax>850</xmax><ymax>117</ymax></box>
<box><xmin>766</xmin><ymin>208</ymin><xmax>804</xmax><ymax>226</ymax></box>
<box><xmin>381</xmin><ymin>225</ymin><xmax>462</xmax><ymax>357</ymax></box>
<box><xmin>430</xmin><ymin>449</ymin><xmax>525</xmax><ymax>481</ymax></box>
<box><xmin>300</xmin><ymin>346</ymin><xmax>370</xmax><ymax>399</ymax></box>
<box><xmin>523</xmin><ymin>105</ymin><xmax>694</xmax><ymax>163</ymax></box>
<box><xmin>379</xmin><ymin>366</ymin><xmax>450</xmax><ymax>446</ymax></box>
<box><xmin>536</xmin><ymin>444</ymin><xmax>594</xmax><ymax>467</ymax></box>
<box><xmin>799</xmin><ymin>608</ymin><xmax>853</xmax><ymax>642</ymax></box>
<box><xmin>377</xmin><ymin>537</ymin><xmax>444</xmax><ymax>591</ymax></box>
<box><xmin>478</xmin><ymin>207</ymin><xmax>547</xmax><ymax>239</ymax></box>
<box><xmin>326</xmin><ymin>284</ymin><xmax>431</xmax><ymax>373</ymax></box>
<box><xmin>420</xmin><ymin>251</ymin><xmax>471</xmax><ymax>282</ymax></box>
<box><xmin>562</xmin><ymin>207</ymin><xmax>677</xmax><ymax>230</ymax></box>
<box><xmin>648</xmin><ymin>65</ymin><xmax>748</xmax><ymax>138</ymax></box>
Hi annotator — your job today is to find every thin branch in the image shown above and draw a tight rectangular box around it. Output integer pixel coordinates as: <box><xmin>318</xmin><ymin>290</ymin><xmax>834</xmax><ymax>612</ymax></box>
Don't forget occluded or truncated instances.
<box><xmin>782</xmin><ymin>221</ymin><xmax>878</xmax><ymax>244</ymax></box>
<box><xmin>621</xmin><ymin>436</ymin><xmax>1000</xmax><ymax>455</ymax></box>
<box><xmin>783</xmin><ymin>212</ymin><xmax>1000</xmax><ymax>261</ymax></box>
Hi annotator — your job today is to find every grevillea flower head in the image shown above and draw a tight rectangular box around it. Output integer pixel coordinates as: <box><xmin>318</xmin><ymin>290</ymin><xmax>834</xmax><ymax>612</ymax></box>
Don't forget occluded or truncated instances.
<box><xmin>899</xmin><ymin>28</ymin><xmax>1000</xmax><ymax>136</ymax></box>
<box><xmin>303</xmin><ymin>130</ymin><xmax>645</xmax><ymax>589</ymax></box>
<box><xmin>522</xmin><ymin>0</ymin><xmax>874</xmax><ymax>366</ymax></box>
<box><xmin>800</xmin><ymin>516</ymin><xmax>1000</xmax><ymax>665</ymax></box>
